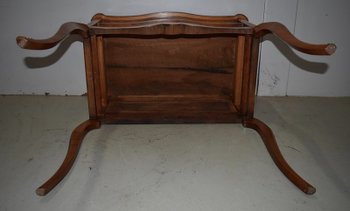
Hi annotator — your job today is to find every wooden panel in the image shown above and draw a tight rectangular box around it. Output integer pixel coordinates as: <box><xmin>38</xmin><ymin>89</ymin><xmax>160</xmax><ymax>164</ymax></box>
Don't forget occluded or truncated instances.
<box><xmin>101</xmin><ymin>36</ymin><xmax>238</xmax><ymax>123</ymax></box>
<box><xmin>107</xmin><ymin>95</ymin><xmax>236</xmax><ymax>113</ymax></box>
<box><xmin>103</xmin><ymin>112</ymin><xmax>241</xmax><ymax>124</ymax></box>
<box><xmin>105</xmin><ymin>67</ymin><xmax>232</xmax><ymax>96</ymax></box>
<box><xmin>90</xmin><ymin>12</ymin><xmax>252</xmax><ymax>35</ymax></box>
<box><xmin>103</xmin><ymin>94</ymin><xmax>239</xmax><ymax>123</ymax></box>
<box><xmin>92</xmin><ymin>12</ymin><xmax>248</xmax><ymax>27</ymax></box>
<box><xmin>104</xmin><ymin>37</ymin><xmax>235</xmax><ymax>69</ymax></box>
<box><xmin>103</xmin><ymin>36</ymin><xmax>236</xmax><ymax>97</ymax></box>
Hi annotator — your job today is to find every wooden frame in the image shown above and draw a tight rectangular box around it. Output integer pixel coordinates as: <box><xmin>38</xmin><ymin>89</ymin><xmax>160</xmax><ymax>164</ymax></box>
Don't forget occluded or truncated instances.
<box><xmin>17</xmin><ymin>12</ymin><xmax>336</xmax><ymax>196</ymax></box>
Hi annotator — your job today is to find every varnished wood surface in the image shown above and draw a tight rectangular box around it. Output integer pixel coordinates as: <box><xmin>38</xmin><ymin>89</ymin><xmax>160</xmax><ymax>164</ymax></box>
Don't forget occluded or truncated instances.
<box><xmin>16</xmin><ymin>12</ymin><xmax>336</xmax><ymax>196</ymax></box>
<box><xmin>89</xmin><ymin>12</ymin><xmax>252</xmax><ymax>35</ymax></box>
<box><xmin>102</xmin><ymin>36</ymin><xmax>236</xmax><ymax>123</ymax></box>
<box><xmin>233</xmin><ymin>36</ymin><xmax>245</xmax><ymax>108</ymax></box>
<box><xmin>83</xmin><ymin>39</ymin><xmax>98</xmax><ymax>118</ymax></box>
<box><xmin>254</xmin><ymin>22</ymin><xmax>336</xmax><ymax>55</ymax></box>
<box><xmin>103</xmin><ymin>37</ymin><xmax>235</xmax><ymax>70</ymax></box>
<box><xmin>35</xmin><ymin>120</ymin><xmax>101</xmax><ymax>196</ymax></box>
<box><xmin>243</xmin><ymin>118</ymin><xmax>316</xmax><ymax>195</ymax></box>
<box><xmin>16</xmin><ymin>22</ymin><xmax>88</xmax><ymax>50</ymax></box>
<box><xmin>105</xmin><ymin>67</ymin><xmax>233</xmax><ymax>96</ymax></box>
<box><xmin>104</xmin><ymin>37</ymin><xmax>235</xmax><ymax>96</ymax></box>
<box><xmin>91</xmin><ymin>12</ymin><xmax>248</xmax><ymax>23</ymax></box>
<box><xmin>91</xmin><ymin>12</ymin><xmax>248</xmax><ymax>28</ymax></box>
<box><xmin>103</xmin><ymin>95</ymin><xmax>239</xmax><ymax>123</ymax></box>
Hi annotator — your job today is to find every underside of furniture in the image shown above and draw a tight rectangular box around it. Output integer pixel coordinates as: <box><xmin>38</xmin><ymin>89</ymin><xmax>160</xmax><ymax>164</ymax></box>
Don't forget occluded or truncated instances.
<box><xmin>17</xmin><ymin>12</ymin><xmax>336</xmax><ymax>196</ymax></box>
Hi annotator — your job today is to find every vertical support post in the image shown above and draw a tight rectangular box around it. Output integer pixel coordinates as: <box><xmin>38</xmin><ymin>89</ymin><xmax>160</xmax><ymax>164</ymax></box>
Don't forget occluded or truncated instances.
<box><xmin>89</xmin><ymin>35</ymin><xmax>103</xmax><ymax>118</ymax></box>
<box><xmin>233</xmin><ymin>35</ymin><xmax>246</xmax><ymax>109</ymax></box>
<box><xmin>97</xmin><ymin>36</ymin><xmax>107</xmax><ymax>110</ymax></box>
<box><xmin>240</xmin><ymin>35</ymin><xmax>260</xmax><ymax>120</ymax></box>
<box><xmin>246</xmin><ymin>37</ymin><xmax>260</xmax><ymax>119</ymax></box>
<box><xmin>83</xmin><ymin>38</ymin><xmax>97</xmax><ymax>118</ymax></box>
<box><xmin>240</xmin><ymin>35</ymin><xmax>252</xmax><ymax>118</ymax></box>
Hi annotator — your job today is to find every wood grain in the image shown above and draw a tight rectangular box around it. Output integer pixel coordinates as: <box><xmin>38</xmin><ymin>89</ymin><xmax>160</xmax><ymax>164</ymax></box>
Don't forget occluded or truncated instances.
<box><xmin>17</xmin><ymin>11</ymin><xmax>336</xmax><ymax>196</ymax></box>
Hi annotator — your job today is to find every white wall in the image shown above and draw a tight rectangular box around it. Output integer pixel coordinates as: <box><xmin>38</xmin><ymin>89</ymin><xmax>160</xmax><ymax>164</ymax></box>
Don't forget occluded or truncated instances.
<box><xmin>287</xmin><ymin>0</ymin><xmax>350</xmax><ymax>96</ymax></box>
<box><xmin>1</xmin><ymin>0</ymin><xmax>349</xmax><ymax>96</ymax></box>
<box><xmin>258</xmin><ymin>0</ymin><xmax>350</xmax><ymax>96</ymax></box>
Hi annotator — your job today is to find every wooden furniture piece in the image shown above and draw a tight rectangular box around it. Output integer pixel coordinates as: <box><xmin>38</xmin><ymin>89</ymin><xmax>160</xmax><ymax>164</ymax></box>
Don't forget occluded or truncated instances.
<box><xmin>17</xmin><ymin>12</ymin><xmax>336</xmax><ymax>196</ymax></box>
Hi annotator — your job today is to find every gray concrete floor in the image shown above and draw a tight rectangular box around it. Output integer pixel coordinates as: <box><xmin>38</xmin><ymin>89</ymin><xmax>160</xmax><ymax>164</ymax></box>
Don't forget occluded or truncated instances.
<box><xmin>0</xmin><ymin>96</ymin><xmax>349</xmax><ymax>211</ymax></box>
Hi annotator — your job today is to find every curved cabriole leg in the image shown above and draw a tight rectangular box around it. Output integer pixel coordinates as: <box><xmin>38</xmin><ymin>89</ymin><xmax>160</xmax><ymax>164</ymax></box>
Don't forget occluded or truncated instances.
<box><xmin>36</xmin><ymin>120</ymin><xmax>101</xmax><ymax>196</ymax></box>
<box><xmin>243</xmin><ymin>118</ymin><xmax>316</xmax><ymax>195</ymax></box>
<box><xmin>253</xmin><ymin>22</ymin><xmax>336</xmax><ymax>55</ymax></box>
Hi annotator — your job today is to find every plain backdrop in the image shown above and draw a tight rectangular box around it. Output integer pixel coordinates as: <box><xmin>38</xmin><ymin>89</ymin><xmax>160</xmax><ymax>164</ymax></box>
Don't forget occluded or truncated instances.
<box><xmin>1</xmin><ymin>0</ymin><xmax>349</xmax><ymax>96</ymax></box>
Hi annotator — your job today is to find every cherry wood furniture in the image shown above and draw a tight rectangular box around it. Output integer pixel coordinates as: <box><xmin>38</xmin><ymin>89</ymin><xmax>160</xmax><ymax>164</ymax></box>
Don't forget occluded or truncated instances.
<box><xmin>17</xmin><ymin>12</ymin><xmax>336</xmax><ymax>196</ymax></box>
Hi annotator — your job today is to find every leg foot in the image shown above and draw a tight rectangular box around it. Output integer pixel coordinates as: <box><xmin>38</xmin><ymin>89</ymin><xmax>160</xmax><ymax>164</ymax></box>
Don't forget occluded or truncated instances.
<box><xmin>243</xmin><ymin>118</ymin><xmax>316</xmax><ymax>195</ymax></box>
<box><xmin>36</xmin><ymin>119</ymin><xmax>101</xmax><ymax>196</ymax></box>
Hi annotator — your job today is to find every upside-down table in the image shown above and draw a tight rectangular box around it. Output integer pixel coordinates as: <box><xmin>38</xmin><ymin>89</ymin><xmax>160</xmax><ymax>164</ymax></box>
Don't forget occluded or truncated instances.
<box><xmin>17</xmin><ymin>12</ymin><xmax>336</xmax><ymax>196</ymax></box>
